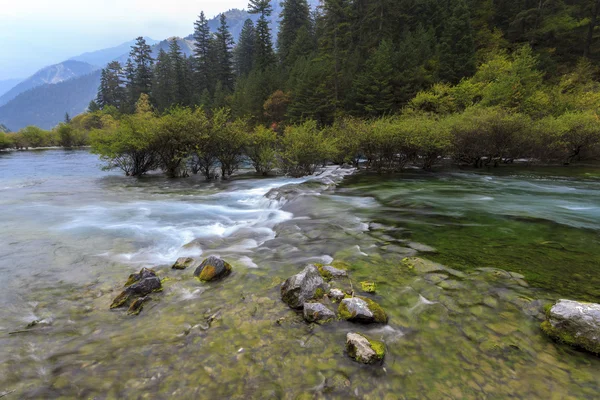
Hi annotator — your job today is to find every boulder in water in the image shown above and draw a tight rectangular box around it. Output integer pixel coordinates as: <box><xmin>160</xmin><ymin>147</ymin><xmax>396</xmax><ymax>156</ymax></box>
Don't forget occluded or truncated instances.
<box><xmin>541</xmin><ymin>299</ymin><xmax>600</xmax><ymax>354</ymax></box>
<box><xmin>346</xmin><ymin>332</ymin><xmax>385</xmax><ymax>364</ymax></box>
<box><xmin>124</xmin><ymin>267</ymin><xmax>156</xmax><ymax>287</ymax></box>
<box><xmin>194</xmin><ymin>256</ymin><xmax>232</xmax><ymax>282</ymax></box>
<box><xmin>339</xmin><ymin>296</ymin><xmax>387</xmax><ymax>324</ymax></box>
<box><xmin>111</xmin><ymin>269</ymin><xmax>162</xmax><ymax>310</ymax></box>
<box><xmin>329</xmin><ymin>288</ymin><xmax>346</xmax><ymax>303</ymax></box>
<box><xmin>303</xmin><ymin>302</ymin><xmax>336</xmax><ymax>323</ymax></box>
<box><xmin>281</xmin><ymin>265</ymin><xmax>330</xmax><ymax>309</ymax></box>
<box><xmin>127</xmin><ymin>296</ymin><xmax>150</xmax><ymax>316</ymax></box>
<box><xmin>172</xmin><ymin>257</ymin><xmax>194</xmax><ymax>270</ymax></box>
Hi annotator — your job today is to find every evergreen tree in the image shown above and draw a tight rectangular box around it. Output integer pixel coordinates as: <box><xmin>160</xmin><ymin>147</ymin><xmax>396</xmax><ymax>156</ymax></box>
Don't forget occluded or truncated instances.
<box><xmin>278</xmin><ymin>0</ymin><xmax>311</xmax><ymax>68</ymax></box>
<box><xmin>193</xmin><ymin>12</ymin><xmax>212</xmax><ymax>97</ymax></box>
<box><xmin>153</xmin><ymin>48</ymin><xmax>174</xmax><ymax>111</ymax></box>
<box><xmin>127</xmin><ymin>37</ymin><xmax>155</xmax><ymax>106</ymax></box>
<box><xmin>97</xmin><ymin>61</ymin><xmax>126</xmax><ymax>110</ymax></box>
<box><xmin>88</xmin><ymin>100</ymin><xmax>101</xmax><ymax>113</ymax></box>
<box><xmin>438</xmin><ymin>0</ymin><xmax>476</xmax><ymax>84</ymax></box>
<box><xmin>353</xmin><ymin>40</ymin><xmax>395</xmax><ymax>117</ymax></box>
<box><xmin>214</xmin><ymin>14</ymin><xmax>235</xmax><ymax>92</ymax></box>
<box><xmin>64</xmin><ymin>112</ymin><xmax>71</xmax><ymax>124</ymax></box>
<box><xmin>248</xmin><ymin>0</ymin><xmax>276</xmax><ymax>70</ymax></box>
<box><xmin>169</xmin><ymin>39</ymin><xmax>189</xmax><ymax>105</ymax></box>
<box><xmin>234</xmin><ymin>19</ymin><xmax>256</xmax><ymax>76</ymax></box>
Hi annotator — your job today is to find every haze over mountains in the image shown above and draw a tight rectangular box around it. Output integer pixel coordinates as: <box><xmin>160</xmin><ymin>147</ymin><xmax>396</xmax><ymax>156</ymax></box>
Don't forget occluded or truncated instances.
<box><xmin>0</xmin><ymin>2</ymin><xmax>319</xmax><ymax>131</ymax></box>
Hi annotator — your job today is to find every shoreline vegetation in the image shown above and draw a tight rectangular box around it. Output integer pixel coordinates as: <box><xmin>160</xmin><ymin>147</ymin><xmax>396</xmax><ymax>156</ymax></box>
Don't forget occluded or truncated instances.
<box><xmin>0</xmin><ymin>0</ymin><xmax>599</xmax><ymax>178</ymax></box>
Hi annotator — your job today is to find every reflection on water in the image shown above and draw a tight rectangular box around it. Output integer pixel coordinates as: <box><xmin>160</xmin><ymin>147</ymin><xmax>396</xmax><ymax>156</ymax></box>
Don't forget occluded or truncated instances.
<box><xmin>1</xmin><ymin>150</ymin><xmax>600</xmax><ymax>399</ymax></box>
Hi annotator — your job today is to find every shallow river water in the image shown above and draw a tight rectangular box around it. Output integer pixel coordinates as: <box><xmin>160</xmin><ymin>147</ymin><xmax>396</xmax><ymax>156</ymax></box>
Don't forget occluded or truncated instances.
<box><xmin>1</xmin><ymin>150</ymin><xmax>600</xmax><ymax>399</ymax></box>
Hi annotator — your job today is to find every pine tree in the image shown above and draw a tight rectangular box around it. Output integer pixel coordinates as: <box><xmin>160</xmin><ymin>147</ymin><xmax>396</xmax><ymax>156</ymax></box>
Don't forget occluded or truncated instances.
<box><xmin>248</xmin><ymin>0</ymin><xmax>276</xmax><ymax>70</ymax></box>
<box><xmin>153</xmin><ymin>48</ymin><xmax>174</xmax><ymax>111</ymax></box>
<box><xmin>64</xmin><ymin>112</ymin><xmax>71</xmax><ymax>124</ymax></box>
<box><xmin>214</xmin><ymin>14</ymin><xmax>235</xmax><ymax>92</ymax></box>
<box><xmin>438</xmin><ymin>0</ymin><xmax>476</xmax><ymax>84</ymax></box>
<box><xmin>193</xmin><ymin>12</ymin><xmax>212</xmax><ymax>97</ymax></box>
<box><xmin>169</xmin><ymin>39</ymin><xmax>188</xmax><ymax>105</ymax></box>
<box><xmin>234</xmin><ymin>19</ymin><xmax>256</xmax><ymax>76</ymax></box>
<box><xmin>278</xmin><ymin>0</ymin><xmax>311</xmax><ymax>68</ymax></box>
<box><xmin>353</xmin><ymin>40</ymin><xmax>396</xmax><ymax>117</ymax></box>
<box><xmin>128</xmin><ymin>37</ymin><xmax>155</xmax><ymax>105</ymax></box>
<box><xmin>97</xmin><ymin>61</ymin><xmax>126</xmax><ymax>110</ymax></box>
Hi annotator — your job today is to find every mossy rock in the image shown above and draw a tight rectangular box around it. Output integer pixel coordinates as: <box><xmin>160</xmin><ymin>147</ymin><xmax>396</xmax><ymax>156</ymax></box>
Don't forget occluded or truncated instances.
<box><xmin>360</xmin><ymin>281</ymin><xmax>376</xmax><ymax>293</ymax></box>
<box><xmin>541</xmin><ymin>299</ymin><xmax>600</xmax><ymax>354</ymax></box>
<box><xmin>194</xmin><ymin>256</ymin><xmax>232</xmax><ymax>282</ymax></box>
<box><xmin>338</xmin><ymin>296</ymin><xmax>387</xmax><ymax>324</ymax></box>
<box><xmin>317</xmin><ymin>264</ymin><xmax>348</xmax><ymax>281</ymax></box>
<box><xmin>172</xmin><ymin>257</ymin><xmax>194</xmax><ymax>270</ymax></box>
<box><xmin>346</xmin><ymin>332</ymin><xmax>385</xmax><ymax>364</ymax></box>
<box><xmin>124</xmin><ymin>267</ymin><xmax>156</xmax><ymax>287</ymax></box>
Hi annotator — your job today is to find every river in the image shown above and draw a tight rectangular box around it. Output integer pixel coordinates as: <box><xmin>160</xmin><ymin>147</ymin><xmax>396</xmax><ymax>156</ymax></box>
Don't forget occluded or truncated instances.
<box><xmin>1</xmin><ymin>149</ymin><xmax>599</xmax><ymax>399</ymax></box>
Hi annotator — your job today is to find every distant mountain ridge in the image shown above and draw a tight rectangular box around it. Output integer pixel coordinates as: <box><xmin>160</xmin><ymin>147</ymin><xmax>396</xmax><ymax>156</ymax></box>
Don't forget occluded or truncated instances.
<box><xmin>0</xmin><ymin>78</ymin><xmax>23</xmax><ymax>98</ymax></box>
<box><xmin>0</xmin><ymin>1</ymin><xmax>321</xmax><ymax>130</ymax></box>
<box><xmin>0</xmin><ymin>60</ymin><xmax>98</xmax><ymax>107</ymax></box>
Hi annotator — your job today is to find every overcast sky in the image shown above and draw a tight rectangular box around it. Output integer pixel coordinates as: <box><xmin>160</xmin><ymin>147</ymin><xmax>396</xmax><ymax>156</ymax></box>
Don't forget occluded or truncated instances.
<box><xmin>0</xmin><ymin>0</ymin><xmax>248</xmax><ymax>80</ymax></box>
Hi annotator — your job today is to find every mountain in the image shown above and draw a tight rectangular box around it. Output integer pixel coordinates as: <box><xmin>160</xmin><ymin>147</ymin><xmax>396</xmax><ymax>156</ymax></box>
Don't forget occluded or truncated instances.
<box><xmin>0</xmin><ymin>123</ymin><xmax>9</xmax><ymax>133</ymax></box>
<box><xmin>0</xmin><ymin>70</ymin><xmax>101</xmax><ymax>131</ymax></box>
<box><xmin>0</xmin><ymin>60</ymin><xmax>98</xmax><ymax>107</ymax></box>
<box><xmin>70</xmin><ymin>37</ymin><xmax>158</xmax><ymax>67</ymax></box>
<box><xmin>114</xmin><ymin>37</ymin><xmax>194</xmax><ymax>64</ymax></box>
<box><xmin>0</xmin><ymin>78</ymin><xmax>22</xmax><ymax>98</ymax></box>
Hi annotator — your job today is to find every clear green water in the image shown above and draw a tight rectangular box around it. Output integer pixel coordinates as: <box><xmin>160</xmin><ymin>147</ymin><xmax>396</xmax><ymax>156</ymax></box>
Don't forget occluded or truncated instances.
<box><xmin>1</xmin><ymin>151</ymin><xmax>600</xmax><ymax>399</ymax></box>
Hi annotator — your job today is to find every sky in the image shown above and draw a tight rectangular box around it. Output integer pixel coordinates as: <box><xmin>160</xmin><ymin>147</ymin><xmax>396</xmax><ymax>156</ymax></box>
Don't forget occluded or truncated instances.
<box><xmin>0</xmin><ymin>0</ymin><xmax>248</xmax><ymax>80</ymax></box>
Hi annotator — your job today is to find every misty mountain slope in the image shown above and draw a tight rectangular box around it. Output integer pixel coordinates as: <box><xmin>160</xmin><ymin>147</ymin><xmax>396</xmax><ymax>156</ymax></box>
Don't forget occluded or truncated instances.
<box><xmin>0</xmin><ymin>78</ymin><xmax>22</xmax><ymax>98</ymax></box>
<box><xmin>0</xmin><ymin>124</ymin><xmax>9</xmax><ymax>133</ymax></box>
<box><xmin>0</xmin><ymin>70</ymin><xmax>101</xmax><ymax>131</ymax></box>
<box><xmin>70</xmin><ymin>37</ymin><xmax>158</xmax><ymax>66</ymax></box>
<box><xmin>0</xmin><ymin>60</ymin><xmax>98</xmax><ymax>107</ymax></box>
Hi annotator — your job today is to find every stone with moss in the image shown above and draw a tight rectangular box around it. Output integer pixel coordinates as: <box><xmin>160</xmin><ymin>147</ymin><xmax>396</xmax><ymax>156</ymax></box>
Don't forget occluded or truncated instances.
<box><xmin>281</xmin><ymin>264</ymin><xmax>330</xmax><ymax>309</ymax></box>
<box><xmin>541</xmin><ymin>299</ymin><xmax>600</xmax><ymax>354</ymax></box>
<box><xmin>338</xmin><ymin>296</ymin><xmax>388</xmax><ymax>324</ymax></box>
<box><xmin>346</xmin><ymin>332</ymin><xmax>385</xmax><ymax>364</ymax></box>
<box><xmin>360</xmin><ymin>281</ymin><xmax>376</xmax><ymax>293</ymax></box>
<box><xmin>303</xmin><ymin>302</ymin><xmax>336</xmax><ymax>324</ymax></box>
<box><xmin>329</xmin><ymin>288</ymin><xmax>345</xmax><ymax>302</ymax></box>
<box><xmin>127</xmin><ymin>296</ymin><xmax>150</xmax><ymax>316</ymax></box>
<box><xmin>194</xmin><ymin>256</ymin><xmax>232</xmax><ymax>282</ymax></box>
<box><xmin>124</xmin><ymin>267</ymin><xmax>156</xmax><ymax>287</ymax></box>
<box><xmin>317</xmin><ymin>264</ymin><xmax>348</xmax><ymax>281</ymax></box>
<box><xmin>172</xmin><ymin>257</ymin><xmax>194</xmax><ymax>270</ymax></box>
<box><xmin>111</xmin><ymin>270</ymin><xmax>162</xmax><ymax>309</ymax></box>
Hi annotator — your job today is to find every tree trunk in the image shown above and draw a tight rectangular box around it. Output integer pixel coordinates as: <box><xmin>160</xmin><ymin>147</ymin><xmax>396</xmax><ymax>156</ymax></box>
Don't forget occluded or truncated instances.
<box><xmin>584</xmin><ymin>0</ymin><xmax>600</xmax><ymax>58</ymax></box>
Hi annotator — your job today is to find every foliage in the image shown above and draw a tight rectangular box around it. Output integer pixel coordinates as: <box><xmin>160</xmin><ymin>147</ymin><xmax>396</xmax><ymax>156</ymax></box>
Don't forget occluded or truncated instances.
<box><xmin>279</xmin><ymin>120</ymin><xmax>338</xmax><ymax>176</ymax></box>
<box><xmin>245</xmin><ymin>125</ymin><xmax>278</xmax><ymax>175</ymax></box>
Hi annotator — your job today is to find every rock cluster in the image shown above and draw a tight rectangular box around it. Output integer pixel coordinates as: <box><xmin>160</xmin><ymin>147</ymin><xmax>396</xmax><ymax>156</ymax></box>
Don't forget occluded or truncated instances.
<box><xmin>280</xmin><ymin>262</ymin><xmax>388</xmax><ymax>364</ymax></box>
<box><xmin>110</xmin><ymin>256</ymin><xmax>233</xmax><ymax>316</ymax></box>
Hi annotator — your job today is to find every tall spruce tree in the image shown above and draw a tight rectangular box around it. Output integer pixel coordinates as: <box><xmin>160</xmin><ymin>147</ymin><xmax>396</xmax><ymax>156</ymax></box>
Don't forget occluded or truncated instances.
<box><xmin>278</xmin><ymin>0</ymin><xmax>311</xmax><ymax>68</ymax></box>
<box><xmin>214</xmin><ymin>14</ymin><xmax>235</xmax><ymax>92</ymax></box>
<box><xmin>169</xmin><ymin>39</ymin><xmax>189</xmax><ymax>105</ymax></box>
<box><xmin>127</xmin><ymin>37</ymin><xmax>154</xmax><ymax>106</ymax></box>
<box><xmin>248</xmin><ymin>0</ymin><xmax>276</xmax><ymax>70</ymax></box>
<box><xmin>193</xmin><ymin>12</ymin><xmax>212</xmax><ymax>97</ymax></box>
<box><xmin>97</xmin><ymin>61</ymin><xmax>126</xmax><ymax>110</ymax></box>
<box><xmin>153</xmin><ymin>48</ymin><xmax>174</xmax><ymax>111</ymax></box>
<box><xmin>234</xmin><ymin>19</ymin><xmax>256</xmax><ymax>76</ymax></box>
<box><xmin>353</xmin><ymin>40</ymin><xmax>395</xmax><ymax>117</ymax></box>
<box><xmin>438</xmin><ymin>0</ymin><xmax>476</xmax><ymax>84</ymax></box>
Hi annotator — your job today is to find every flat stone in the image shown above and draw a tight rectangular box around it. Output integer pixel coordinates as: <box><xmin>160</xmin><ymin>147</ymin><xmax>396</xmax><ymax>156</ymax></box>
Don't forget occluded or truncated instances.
<box><xmin>321</xmin><ymin>265</ymin><xmax>348</xmax><ymax>278</ymax></box>
<box><xmin>339</xmin><ymin>296</ymin><xmax>387</xmax><ymax>324</ymax></box>
<box><xmin>303</xmin><ymin>302</ymin><xmax>336</xmax><ymax>323</ymax></box>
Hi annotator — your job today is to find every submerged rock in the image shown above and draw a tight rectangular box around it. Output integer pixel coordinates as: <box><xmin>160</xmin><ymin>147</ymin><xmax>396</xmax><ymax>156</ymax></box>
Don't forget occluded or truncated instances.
<box><xmin>194</xmin><ymin>256</ymin><xmax>232</xmax><ymax>282</ymax></box>
<box><xmin>172</xmin><ymin>257</ymin><xmax>194</xmax><ymax>270</ymax></box>
<box><xmin>281</xmin><ymin>265</ymin><xmax>330</xmax><ymax>309</ymax></box>
<box><xmin>303</xmin><ymin>302</ymin><xmax>336</xmax><ymax>323</ymax></box>
<box><xmin>111</xmin><ymin>269</ymin><xmax>162</xmax><ymax>310</ymax></box>
<box><xmin>542</xmin><ymin>299</ymin><xmax>600</xmax><ymax>354</ymax></box>
<box><xmin>346</xmin><ymin>332</ymin><xmax>385</xmax><ymax>364</ymax></box>
<box><xmin>338</xmin><ymin>296</ymin><xmax>387</xmax><ymax>324</ymax></box>
<box><xmin>127</xmin><ymin>296</ymin><xmax>150</xmax><ymax>316</ymax></box>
